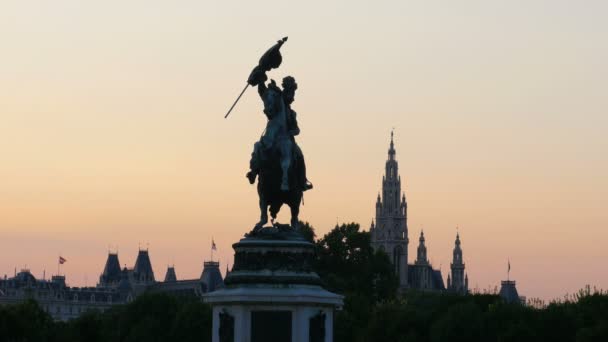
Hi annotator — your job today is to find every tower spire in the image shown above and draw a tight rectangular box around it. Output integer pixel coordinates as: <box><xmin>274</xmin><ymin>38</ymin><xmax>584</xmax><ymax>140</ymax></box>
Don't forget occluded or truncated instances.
<box><xmin>388</xmin><ymin>129</ymin><xmax>396</xmax><ymax>160</ymax></box>
<box><xmin>371</xmin><ymin>129</ymin><xmax>409</xmax><ymax>289</ymax></box>
<box><xmin>449</xmin><ymin>229</ymin><xmax>467</xmax><ymax>294</ymax></box>
<box><xmin>416</xmin><ymin>230</ymin><xmax>428</xmax><ymax>265</ymax></box>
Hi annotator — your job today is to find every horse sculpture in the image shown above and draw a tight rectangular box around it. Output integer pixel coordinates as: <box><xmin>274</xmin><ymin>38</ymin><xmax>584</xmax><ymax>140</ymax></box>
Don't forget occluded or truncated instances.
<box><xmin>251</xmin><ymin>82</ymin><xmax>303</xmax><ymax>234</ymax></box>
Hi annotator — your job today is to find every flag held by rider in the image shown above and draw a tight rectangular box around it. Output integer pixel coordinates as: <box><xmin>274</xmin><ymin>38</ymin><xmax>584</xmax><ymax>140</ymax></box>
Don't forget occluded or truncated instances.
<box><xmin>224</xmin><ymin>37</ymin><xmax>288</xmax><ymax>119</ymax></box>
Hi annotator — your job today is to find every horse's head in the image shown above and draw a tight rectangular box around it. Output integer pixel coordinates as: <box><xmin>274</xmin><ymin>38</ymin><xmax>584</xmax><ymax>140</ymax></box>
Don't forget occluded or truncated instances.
<box><xmin>262</xmin><ymin>80</ymin><xmax>284</xmax><ymax>119</ymax></box>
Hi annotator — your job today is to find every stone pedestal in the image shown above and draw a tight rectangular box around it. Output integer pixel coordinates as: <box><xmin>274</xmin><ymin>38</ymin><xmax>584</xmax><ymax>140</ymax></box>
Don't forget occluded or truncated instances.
<box><xmin>203</xmin><ymin>230</ymin><xmax>343</xmax><ymax>342</ymax></box>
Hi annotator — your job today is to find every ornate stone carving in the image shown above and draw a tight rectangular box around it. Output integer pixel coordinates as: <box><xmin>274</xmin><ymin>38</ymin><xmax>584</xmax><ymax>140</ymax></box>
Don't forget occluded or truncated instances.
<box><xmin>224</xmin><ymin>237</ymin><xmax>321</xmax><ymax>286</ymax></box>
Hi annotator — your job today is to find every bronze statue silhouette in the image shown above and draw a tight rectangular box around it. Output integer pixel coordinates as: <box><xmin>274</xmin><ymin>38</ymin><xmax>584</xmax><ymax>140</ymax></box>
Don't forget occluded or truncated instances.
<box><xmin>251</xmin><ymin>80</ymin><xmax>303</xmax><ymax>232</ymax></box>
<box><xmin>224</xmin><ymin>37</ymin><xmax>312</xmax><ymax>234</ymax></box>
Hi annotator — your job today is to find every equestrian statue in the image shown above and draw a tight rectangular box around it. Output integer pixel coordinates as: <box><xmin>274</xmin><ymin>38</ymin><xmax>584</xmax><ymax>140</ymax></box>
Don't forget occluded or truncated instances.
<box><xmin>224</xmin><ymin>37</ymin><xmax>312</xmax><ymax>234</ymax></box>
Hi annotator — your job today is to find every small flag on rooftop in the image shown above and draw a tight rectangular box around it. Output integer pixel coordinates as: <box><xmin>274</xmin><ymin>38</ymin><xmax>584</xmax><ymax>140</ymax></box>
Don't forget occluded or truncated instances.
<box><xmin>212</xmin><ymin>239</ymin><xmax>217</xmax><ymax>251</ymax></box>
<box><xmin>59</xmin><ymin>256</ymin><xmax>67</xmax><ymax>264</ymax></box>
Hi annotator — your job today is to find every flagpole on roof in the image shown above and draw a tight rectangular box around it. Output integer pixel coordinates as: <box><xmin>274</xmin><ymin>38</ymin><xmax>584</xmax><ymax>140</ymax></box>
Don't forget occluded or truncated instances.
<box><xmin>211</xmin><ymin>237</ymin><xmax>218</xmax><ymax>262</ymax></box>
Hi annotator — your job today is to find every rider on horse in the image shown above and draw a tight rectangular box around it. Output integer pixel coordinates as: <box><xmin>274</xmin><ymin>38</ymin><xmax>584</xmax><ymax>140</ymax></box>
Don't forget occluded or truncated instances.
<box><xmin>246</xmin><ymin>68</ymin><xmax>313</xmax><ymax>192</ymax></box>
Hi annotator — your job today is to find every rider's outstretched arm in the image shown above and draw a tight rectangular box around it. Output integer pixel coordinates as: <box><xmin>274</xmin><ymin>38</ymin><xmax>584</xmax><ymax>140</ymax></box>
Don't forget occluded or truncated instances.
<box><xmin>247</xmin><ymin>66</ymin><xmax>268</xmax><ymax>99</ymax></box>
<box><xmin>257</xmin><ymin>81</ymin><xmax>268</xmax><ymax>98</ymax></box>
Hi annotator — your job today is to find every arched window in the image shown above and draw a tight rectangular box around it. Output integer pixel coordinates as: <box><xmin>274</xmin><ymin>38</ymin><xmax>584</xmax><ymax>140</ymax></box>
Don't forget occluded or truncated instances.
<box><xmin>393</xmin><ymin>246</ymin><xmax>403</xmax><ymax>276</ymax></box>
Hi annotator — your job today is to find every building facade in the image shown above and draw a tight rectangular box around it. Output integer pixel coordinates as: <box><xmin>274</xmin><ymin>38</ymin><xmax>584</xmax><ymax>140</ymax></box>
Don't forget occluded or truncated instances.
<box><xmin>0</xmin><ymin>249</ymin><xmax>224</xmax><ymax>321</ymax></box>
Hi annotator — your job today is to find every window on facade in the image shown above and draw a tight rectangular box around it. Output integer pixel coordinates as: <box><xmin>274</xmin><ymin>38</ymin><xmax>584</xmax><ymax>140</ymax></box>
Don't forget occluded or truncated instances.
<box><xmin>393</xmin><ymin>246</ymin><xmax>403</xmax><ymax>276</ymax></box>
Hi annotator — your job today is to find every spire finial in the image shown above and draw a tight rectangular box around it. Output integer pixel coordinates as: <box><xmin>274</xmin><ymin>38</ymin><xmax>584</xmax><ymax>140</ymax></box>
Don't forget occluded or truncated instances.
<box><xmin>388</xmin><ymin>129</ymin><xmax>396</xmax><ymax>159</ymax></box>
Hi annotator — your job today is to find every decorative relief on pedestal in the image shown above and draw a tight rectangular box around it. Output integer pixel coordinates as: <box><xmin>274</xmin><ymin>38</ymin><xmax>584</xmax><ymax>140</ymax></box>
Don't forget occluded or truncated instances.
<box><xmin>233</xmin><ymin>250</ymin><xmax>314</xmax><ymax>272</ymax></box>
<box><xmin>225</xmin><ymin>238</ymin><xmax>322</xmax><ymax>286</ymax></box>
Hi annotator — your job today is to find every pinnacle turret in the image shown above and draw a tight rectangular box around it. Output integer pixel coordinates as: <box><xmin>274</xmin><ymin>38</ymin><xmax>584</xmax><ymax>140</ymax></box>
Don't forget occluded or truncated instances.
<box><xmin>416</xmin><ymin>230</ymin><xmax>428</xmax><ymax>265</ymax></box>
<box><xmin>448</xmin><ymin>230</ymin><xmax>467</xmax><ymax>294</ymax></box>
<box><xmin>388</xmin><ymin>129</ymin><xmax>396</xmax><ymax>160</ymax></box>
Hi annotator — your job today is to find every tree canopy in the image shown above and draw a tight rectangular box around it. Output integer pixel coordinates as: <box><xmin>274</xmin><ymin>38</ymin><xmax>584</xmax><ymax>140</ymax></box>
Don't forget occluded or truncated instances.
<box><xmin>1</xmin><ymin>222</ymin><xmax>607</xmax><ymax>341</ymax></box>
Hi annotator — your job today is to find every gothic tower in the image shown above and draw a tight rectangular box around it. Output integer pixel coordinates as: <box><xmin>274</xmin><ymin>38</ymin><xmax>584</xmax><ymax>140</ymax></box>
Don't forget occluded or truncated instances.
<box><xmin>415</xmin><ymin>231</ymin><xmax>428</xmax><ymax>266</ymax></box>
<box><xmin>370</xmin><ymin>131</ymin><xmax>409</xmax><ymax>288</ymax></box>
<box><xmin>447</xmin><ymin>232</ymin><xmax>468</xmax><ymax>294</ymax></box>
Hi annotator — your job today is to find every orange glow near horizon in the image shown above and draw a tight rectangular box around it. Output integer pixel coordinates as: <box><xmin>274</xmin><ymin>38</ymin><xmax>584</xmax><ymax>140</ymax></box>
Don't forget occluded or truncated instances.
<box><xmin>1</xmin><ymin>1</ymin><xmax>607</xmax><ymax>301</ymax></box>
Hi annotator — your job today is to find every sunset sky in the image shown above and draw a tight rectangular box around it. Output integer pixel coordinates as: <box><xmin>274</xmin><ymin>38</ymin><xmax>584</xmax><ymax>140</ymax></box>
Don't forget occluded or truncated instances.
<box><xmin>1</xmin><ymin>1</ymin><xmax>607</xmax><ymax>301</ymax></box>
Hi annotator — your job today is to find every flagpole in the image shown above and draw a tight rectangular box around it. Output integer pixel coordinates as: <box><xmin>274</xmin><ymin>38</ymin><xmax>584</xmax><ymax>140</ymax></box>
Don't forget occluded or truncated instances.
<box><xmin>224</xmin><ymin>84</ymin><xmax>249</xmax><ymax>119</ymax></box>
